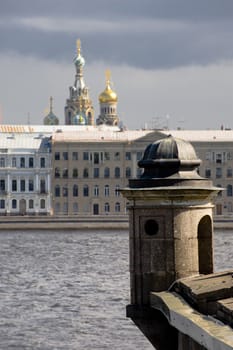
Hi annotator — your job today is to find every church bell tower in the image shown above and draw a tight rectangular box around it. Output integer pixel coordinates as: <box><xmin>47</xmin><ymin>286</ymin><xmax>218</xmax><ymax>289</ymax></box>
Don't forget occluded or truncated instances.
<box><xmin>64</xmin><ymin>39</ymin><xmax>94</xmax><ymax>125</ymax></box>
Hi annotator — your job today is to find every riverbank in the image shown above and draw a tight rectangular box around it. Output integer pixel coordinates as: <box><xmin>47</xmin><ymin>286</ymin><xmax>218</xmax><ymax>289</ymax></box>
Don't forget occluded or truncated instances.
<box><xmin>0</xmin><ymin>215</ymin><xmax>233</xmax><ymax>230</ymax></box>
<box><xmin>0</xmin><ymin>215</ymin><xmax>129</xmax><ymax>230</ymax></box>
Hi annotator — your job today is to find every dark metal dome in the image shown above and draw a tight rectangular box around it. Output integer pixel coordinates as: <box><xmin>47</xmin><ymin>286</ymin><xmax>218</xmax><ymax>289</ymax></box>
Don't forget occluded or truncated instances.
<box><xmin>138</xmin><ymin>135</ymin><xmax>201</xmax><ymax>179</ymax></box>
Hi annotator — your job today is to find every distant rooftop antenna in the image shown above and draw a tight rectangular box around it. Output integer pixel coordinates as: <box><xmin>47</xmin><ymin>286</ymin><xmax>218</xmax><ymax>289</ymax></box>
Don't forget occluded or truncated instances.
<box><xmin>27</xmin><ymin>112</ymin><xmax>31</xmax><ymax>126</ymax></box>
<box><xmin>166</xmin><ymin>114</ymin><xmax>170</xmax><ymax>130</ymax></box>
<box><xmin>0</xmin><ymin>104</ymin><xmax>4</xmax><ymax>125</ymax></box>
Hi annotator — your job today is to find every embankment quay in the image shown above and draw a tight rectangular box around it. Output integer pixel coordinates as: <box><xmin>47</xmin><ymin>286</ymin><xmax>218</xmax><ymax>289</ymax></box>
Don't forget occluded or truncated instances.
<box><xmin>0</xmin><ymin>215</ymin><xmax>232</xmax><ymax>230</ymax></box>
<box><xmin>0</xmin><ymin>215</ymin><xmax>129</xmax><ymax>230</ymax></box>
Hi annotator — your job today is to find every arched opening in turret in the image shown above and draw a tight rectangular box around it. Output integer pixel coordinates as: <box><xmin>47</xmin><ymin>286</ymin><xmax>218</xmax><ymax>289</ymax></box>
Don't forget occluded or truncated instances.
<box><xmin>197</xmin><ymin>215</ymin><xmax>213</xmax><ymax>274</ymax></box>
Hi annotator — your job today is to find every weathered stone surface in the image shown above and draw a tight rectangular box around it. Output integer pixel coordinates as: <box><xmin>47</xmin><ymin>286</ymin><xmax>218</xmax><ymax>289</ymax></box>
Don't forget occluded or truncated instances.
<box><xmin>150</xmin><ymin>291</ymin><xmax>233</xmax><ymax>350</ymax></box>
<box><xmin>171</xmin><ymin>271</ymin><xmax>233</xmax><ymax>322</ymax></box>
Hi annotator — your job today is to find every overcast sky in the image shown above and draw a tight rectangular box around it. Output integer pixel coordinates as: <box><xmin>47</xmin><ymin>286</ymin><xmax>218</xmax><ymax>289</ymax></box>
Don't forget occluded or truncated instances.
<box><xmin>0</xmin><ymin>0</ymin><xmax>233</xmax><ymax>130</ymax></box>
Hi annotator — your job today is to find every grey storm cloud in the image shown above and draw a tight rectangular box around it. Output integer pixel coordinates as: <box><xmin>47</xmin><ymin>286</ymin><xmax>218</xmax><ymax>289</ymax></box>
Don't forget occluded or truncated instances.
<box><xmin>1</xmin><ymin>0</ymin><xmax>233</xmax><ymax>69</ymax></box>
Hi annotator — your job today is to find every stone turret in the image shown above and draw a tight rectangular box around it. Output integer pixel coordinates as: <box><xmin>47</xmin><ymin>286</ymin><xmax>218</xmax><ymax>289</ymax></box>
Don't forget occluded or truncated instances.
<box><xmin>121</xmin><ymin>135</ymin><xmax>220</xmax><ymax>349</ymax></box>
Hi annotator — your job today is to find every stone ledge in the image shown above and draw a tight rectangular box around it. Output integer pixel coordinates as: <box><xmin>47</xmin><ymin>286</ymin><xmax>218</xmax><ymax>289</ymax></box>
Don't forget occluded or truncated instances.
<box><xmin>150</xmin><ymin>291</ymin><xmax>233</xmax><ymax>350</ymax></box>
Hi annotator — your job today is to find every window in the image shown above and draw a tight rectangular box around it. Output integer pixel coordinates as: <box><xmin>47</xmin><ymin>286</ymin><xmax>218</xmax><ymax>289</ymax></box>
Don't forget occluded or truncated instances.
<box><xmin>228</xmin><ymin>202</ymin><xmax>233</xmax><ymax>213</ymax></box>
<box><xmin>55</xmin><ymin>185</ymin><xmax>60</xmax><ymax>197</ymax></box>
<box><xmin>20</xmin><ymin>157</ymin><xmax>25</xmax><ymax>168</ymax></box>
<box><xmin>63</xmin><ymin>168</ymin><xmax>68</xmax><ymax>178</ymax></box>
<box><xmin>55</xmin><ymin>152</ymin><xmax>60</xmax><ymax>160</ymax></box>
<box><xmin>137</xmin><ymin>152</ymin><xmax>143</xmax><ymax>161</ymax></box>
<box><xmin>40</xmin><ymin>179</ymin><xmax>46</xmax><ymax>193</ymax></box>
<box><xmin>63</xmin><ymin>202</ymin><xmax>68</xmax><ymax>214</ymax></box>
<box><xmin>227</xmin><ymin>152</ymin><xmax>233</xmax><ymax>161</ymax></box>
<box><xmin>126</xmin><ymin>167</ymin><xmax>131</xmax><ymax>178</ymax></box>
<box><xmin>0</xmin><ymin>179</ymin><xmax>5</xmax><ymax>191</ymax></box>
<box><xmin>83</xmin><ymin>152</ymin><xmax>89</xmax><ymax>160</ymax></box>
<box><xmin>73</xmin><ymin>202</ymin><xmax>78</xmax><ymax>213</ymax></box>
<box><xmin>55</xmin><ymin>203</ymin><xmax>60</xmax><ymax>214</ymax></box>
<box><xmin>216</xmin><ymin>153</ymin><xmax>222</xmax><ymax>164</ymax></box>
<box><xmin>115</xmin><ymin>167</ymin><xmax>120</xmax><ymax>178</ymax></box>
<box><xmin>205</xmin><ymin>152</ymin><xmax>211</xmax><ymax>161</ymax></box>
<box><xmin>104</xmin><ymin>167</ymin><xmax>110</xmax><ymax>178</ymax></box>
<box><xmin>29</xmin><ymin>157</ymin><xmax>34</xmax><ymax>168</ymax></box>
<box><xmin>40</xmin><ymin>199</ymin><xmax>46</xmax><ymax>209</ymax></box>
<box><xmin>73</xmin><ymin>185</ymin><xmax>78</xmax><ymax>197</ymax></box>
<box><xmin>29</xmin><ymin>199</ymin><xmax>34</xmax><ymax>209</ymax></box>
<box><xmin>73</xmin><ymin>168</ymin><xmax>78</xmax><ymax>178</ymax></box>
<box><xmin>55</xmin><ymin>167</ymin><xmax>60</xmax><ymax>178</ymax></box>
<box><xmin>12</xmin><ymin>180</ymin><xmax>17</xmax><ymax>192</ymax></box>
<box><xmin>0</xmin><ymin>157</ymin><xmax>5</xmax><ymax>167</ymax></box>
<box><xmin>94</xmin><ymin>168</ymin><xmax>99</xmax><ymax>178</ymax></box>
<box><xmin>83</xmin><ymin>185</ymin><xmax>89</xmax><ymax>197</ymax></box>
<box><xmin>0</xmin><ymin>199</ymin><xmax>5</xmax><ymax>209</ymax></box>
<box><xmin>94</xmin><ymin>153</ymin><xmax>100</xmax><ymax>164</ymax></box>
<box><xmin>12</xmin><ymin>199</ymin><xmax>17</xmax><ymax>209</ymax></box>
<box><xmin>72</xmin><ymin>152</ymin><xmax>78</xmax><ymax>160</ymax></box>
<box><xmin>20</xmin><ymin>179</ymin><xmax>25</xmax><ymax>192</ymax></box>
<box><xmin>227</xmin><ymin>168</ymin><xmax>232</xmax><ymax>178</ymax></box>
<box><xmin>115</xmin><ymin>185</ymin><xmax>120</xmax><ymax>197</ymax></box>
<box><xmin>104</xmin><ymin>202</ymin><xmax>110</xmax><ymax>213</ymax></box>
<box><xmin>114</xmin><ymin>152</ymin><xmax>120</xmax><ymax>161</ymax></box>
<box><xmin>40</xmin><ymin>157</ymin><xmax>45</xmax><ymax>168</ymax></box>
<box><xmin>63</xmin><ymin>186</ymin><xmax>68</xmax><ymax>197</ymax></box>
<box><xmin>104</xmin><ymin>152</ymin><xmax>110</xmax><ymax>161</ymax></box>
<box><xmin>205</xmin><ymin>169</ymin><xmax>211</xmax><ymax>178</ymax></box>
<box><xmin>12</xmin><ymin>157</ymin><xmax>17</xmax><ymax>167</ymax></box>
<box><xmin>29</xmin><ymin>179</ymin><xmax>34</xmax><ymax>191</ymax></box>
<box><xmin>104</xmin><ymin>185</ymin><xmax>109</xmax><ymax>197</ymax></box>
<box><xmin>115</xmin><ymin>202</ymin><xmax>120</xmax><ymax>212</ymax></box>
<box><xmin>125</xmin><ymin>152</ymin><xmax>131</xmax><ymax>160</ymax></box>
<box><xmin>216</xmin><ymin>168</ymin><xmax>222</xmax><ymax>178</ymax></box>
<box><xmin>63</xmin><ymin>152</ymin><xmax>68</xmax><ymax>160</ymax></box>
<box><xmin>227</xmin><ymin>184</ymin><xmax>233</xmax><ymax>197</ymax></box>
<box><xmin>94</xmin><ymin>185</ymin><xmax>99</xmax><ymax>197</ymax></box>
<box><xmin>83</xmin><ymin>168</ymin><xmax>89</xmax><ymax>178</ymax></box>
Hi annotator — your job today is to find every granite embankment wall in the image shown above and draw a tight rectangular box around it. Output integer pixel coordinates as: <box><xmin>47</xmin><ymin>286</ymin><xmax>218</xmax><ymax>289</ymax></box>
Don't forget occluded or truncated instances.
<box><xmin>0</xmin><ymin>216</ymin><xmax>231</xmax><ymax>230</ymax></box>
<box><xmin>0</xmin><ymin>216</ymin><xmax>129</xmax><ymax>230</ymax></box>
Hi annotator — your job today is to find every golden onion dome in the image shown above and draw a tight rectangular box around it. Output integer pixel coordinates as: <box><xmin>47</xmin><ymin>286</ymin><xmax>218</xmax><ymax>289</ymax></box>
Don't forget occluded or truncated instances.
<box><xmin>99</xmin><ymin>70</ymin><xmax>118</xmax><ymax>103</ymax></box>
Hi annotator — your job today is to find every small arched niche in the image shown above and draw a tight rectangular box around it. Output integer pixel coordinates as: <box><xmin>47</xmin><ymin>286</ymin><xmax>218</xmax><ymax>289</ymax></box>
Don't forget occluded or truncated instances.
<box><xmin>197</xmin><ymin>215</ymin><xmax>213</xmax><ymax>274</ymax></box>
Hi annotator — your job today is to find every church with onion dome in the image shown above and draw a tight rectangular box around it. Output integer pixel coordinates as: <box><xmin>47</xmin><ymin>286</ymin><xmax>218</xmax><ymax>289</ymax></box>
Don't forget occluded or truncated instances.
<box><xmin>64</xmin><ymin>39</ymin><xmax>95</xmax><ymax>126</ymax></box>
<box><xmin>64</xmin><ymin>39</ymin><xmax>119</xmax><ymax>127</ymax></box>
<box><xmin>43</xmin><ymin>96</ymin><xmax>59</xmax><ymax>125</ymax></box>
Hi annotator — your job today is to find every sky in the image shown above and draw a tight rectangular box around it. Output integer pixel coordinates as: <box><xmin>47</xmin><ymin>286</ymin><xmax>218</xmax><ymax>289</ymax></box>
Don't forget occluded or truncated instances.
<box><xmin>1</xmin><ymin>0</ymin><xmax>233</xmax><ymax>130</ymax></box>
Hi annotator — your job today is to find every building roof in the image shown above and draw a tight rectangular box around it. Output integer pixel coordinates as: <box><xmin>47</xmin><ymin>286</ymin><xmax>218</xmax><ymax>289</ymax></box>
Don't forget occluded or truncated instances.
<box><xmin>161</xmin><ymin>129</ymin><xmax>233</xmax><ymax>142</ymax></box>
<box><xmin>52</xmin><ymin>127</ymin><xmax>153</xmax><ymax>143</ymax></box>
<box><xmin>1</xmin><ymin>125</ymin><xmax>233</xmax><ymax>145</ymax></box>
<box><xmin>0</xmin><ymin>133</ymin><xmax>50</xmax><ymax>151</ymax></box>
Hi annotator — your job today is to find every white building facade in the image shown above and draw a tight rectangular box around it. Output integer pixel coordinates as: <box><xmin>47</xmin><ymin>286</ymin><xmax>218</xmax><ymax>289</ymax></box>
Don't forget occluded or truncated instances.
<box><xmin>0</xmin><ymin>127</ymin><xmax>52</xmax><ymax>215</ymax></box>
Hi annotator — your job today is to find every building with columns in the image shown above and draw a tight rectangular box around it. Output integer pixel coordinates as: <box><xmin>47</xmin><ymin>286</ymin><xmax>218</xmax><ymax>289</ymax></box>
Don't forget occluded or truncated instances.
<box><xmin>1</xmin><ymin>125</ymin><xmax>233</xmax><ymax>218</ymax></box>
<box><xmin>50</xmin><ymin>127</ymin><xmax>233</xmax><ymax>219</ymax></box>
<box><xmin>64</xmin><ymin>39</ymin><xmax>94</xmax><ymax>126</ymax></box>
<box><xmin>0</xmin><ymin>126</ymin><xmax>52</xmax><ymax>215</ymax></box>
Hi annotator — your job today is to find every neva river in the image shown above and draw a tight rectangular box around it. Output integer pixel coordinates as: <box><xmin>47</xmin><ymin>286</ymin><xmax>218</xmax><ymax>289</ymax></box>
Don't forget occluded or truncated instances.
<box><xmin>0</xmin><ymin>229</ymin><xmax>232</xmax><ymax>350</ymax></box>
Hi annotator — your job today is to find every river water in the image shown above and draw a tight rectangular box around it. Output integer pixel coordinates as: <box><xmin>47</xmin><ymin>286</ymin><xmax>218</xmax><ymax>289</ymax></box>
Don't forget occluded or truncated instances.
<box><xmin>0</xmin><ymin>229</ymin><xmax>232</xmax><ymax>350</ymax></box>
